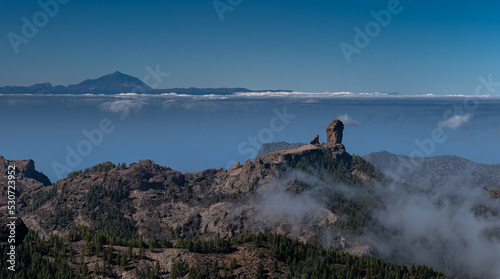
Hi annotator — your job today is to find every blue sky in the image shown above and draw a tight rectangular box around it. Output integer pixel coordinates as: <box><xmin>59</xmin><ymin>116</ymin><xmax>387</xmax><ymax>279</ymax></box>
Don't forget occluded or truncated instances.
<box><xmin>1</xmin><ymin>0</ymin><xmax>500</xmax><ymax>94</ymax></box>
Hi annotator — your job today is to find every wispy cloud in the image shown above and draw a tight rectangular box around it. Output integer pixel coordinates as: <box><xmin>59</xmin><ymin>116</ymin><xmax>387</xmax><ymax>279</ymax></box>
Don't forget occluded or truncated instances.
<box><xmin>438</xmin><ymin>114</ymin><xmax>472</xmax><ymax>129</ymax></box>
<box><xmin>100</xmin><ymin>99</ymin><xmax>148</xmax><ymax>115</ymax></box>
<box><xmin>337</xmin><ymin>113</ymin><xmax>361</xmax><ymax>126</ymax></box>
<box><xmin>232</xmin><ymin>91</ymin><xmax>388</xmax><ymax>98</ymax></box>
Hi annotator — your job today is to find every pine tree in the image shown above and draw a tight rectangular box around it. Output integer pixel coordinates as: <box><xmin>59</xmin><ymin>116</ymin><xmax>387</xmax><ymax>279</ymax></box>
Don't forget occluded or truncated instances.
<box><xmin>155</xmin><ymin>261</ymin><xmax>161</xmax><ymax>276</ymax></box>
<box><xmin>272</xmin><ymin>259</ymin><xmax>279</xmax><ymax>272</ymax></box>
<box><xmin>255</xmin><ymin>262</ymin><xmax>265</xmax><ymax>279</ymax></box>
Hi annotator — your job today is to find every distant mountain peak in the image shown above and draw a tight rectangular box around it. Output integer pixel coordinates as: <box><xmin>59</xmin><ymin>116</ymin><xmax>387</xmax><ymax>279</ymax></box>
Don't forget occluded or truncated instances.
<box><xmin>0</xmin><ymin>72</ymin><xmax>291</xmax><ymax>95</ymax></box>
<box><xmin>68</xmin><ymin>71</ymin><xmax>153</xmax><ymax>93</ymax></box>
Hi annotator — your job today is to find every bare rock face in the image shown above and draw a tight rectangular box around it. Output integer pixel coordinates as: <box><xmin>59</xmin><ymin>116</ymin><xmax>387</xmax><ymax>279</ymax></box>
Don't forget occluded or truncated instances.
<box><xmin>309</xmin><ymin>135</ymin><xmax>319</xmax><ymax>144</ymax></box>
<box><xmin>326</xmin><ymin>119</ymin><xmax>344</xmax><ymax>145</ymax></box>
<box><xmin>257</xmin><ymin>142</ymin><xmax>306</xmax><ymax>157</ymax></box>
<box><xmin>0</xmin><ymin>156</ymin><xmax>51</xmax><ymax>207</ymax></box>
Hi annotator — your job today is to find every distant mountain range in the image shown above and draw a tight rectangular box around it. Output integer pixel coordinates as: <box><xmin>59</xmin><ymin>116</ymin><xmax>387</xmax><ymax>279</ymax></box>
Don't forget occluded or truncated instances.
<box><xmin>0</xmin><ymin>71</ymin><xmax>290</xmax><ymax>95</ymax></box>
<box><xmin>258</xmin><ymin>142</ymin><xmax>500</xmax><ymax>190</ymax></box>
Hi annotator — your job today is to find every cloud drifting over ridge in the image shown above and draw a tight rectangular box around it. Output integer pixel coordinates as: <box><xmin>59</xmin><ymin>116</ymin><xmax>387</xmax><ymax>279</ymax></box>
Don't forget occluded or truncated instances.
<box><xmin>252</xmin><ymin>171</ymin><xmax>500</xmax><ymax>278</ymax></box>
<box><xmin>438</xmin><ymin>113</ymin><xmax>473</xmax><ymax>129</ymax></box>
<box><xmin>368</xmin><ymin>184</ymin><xmax>500</xmax><ymax>279</ymax></box>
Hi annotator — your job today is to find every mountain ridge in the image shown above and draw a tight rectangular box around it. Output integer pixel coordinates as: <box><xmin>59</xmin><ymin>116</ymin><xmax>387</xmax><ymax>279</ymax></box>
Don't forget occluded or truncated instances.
<box><xmin>0</xmin><ymin>71</ymin><xmax>291</xmax><ymax>95</ymax></box>
<box><xmin>258</xmin><ymin>142</ymin><xmax>500</xmax><ymax>190</ymax></box>
<box><xmin>364</xmin><ymin>150</ymin><xmax>500</xmax><ymax>190</ymax></box>
<box><xmin>3</xmin><ymin>121</ymin><xmax>499</xmax><ymax>278</ymax></box>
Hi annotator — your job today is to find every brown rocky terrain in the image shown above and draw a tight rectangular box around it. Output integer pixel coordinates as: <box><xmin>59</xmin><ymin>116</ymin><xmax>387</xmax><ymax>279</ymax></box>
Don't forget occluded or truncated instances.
<box><xmin>5</xmin><ymin>119</ymin><xmax>442</xmax><ymax>278</ymax></box>
<box><xmin>19</xmin><ymin>138</ymin><xmax>374</xmax><ymax>244</ymax></box>
<box><xmin>256</xmin><ymin>142</ymin><xmax>306</xmax><ymax>158</ymax></box>
<box><xmin>0</xmin><ymin>156</ymin><xmax>51</xmax><ymax>206</ymax></box>
<box><xmin>13</xmin><ymin>120</ymin><xmax>379</xmax><ymax>251</ymax></box>
<box><xmin>0</xmin><ymin>156</ymin><xmax>50</xmax><ymax>247</ymax></box>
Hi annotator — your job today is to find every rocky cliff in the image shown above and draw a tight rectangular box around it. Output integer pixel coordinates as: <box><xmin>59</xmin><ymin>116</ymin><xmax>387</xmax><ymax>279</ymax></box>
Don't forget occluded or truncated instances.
<box><xmin>16</xmin><ymin>120</ymin><xmax>379</xmax><ymax>249</ymax></box>
<box><xmin>0</xmin><ymin>156</ymin><xmax>49</xmax><ymax>247</ymax></box>
<box><xmin>0</xmin><ymin>156</ymin><xmax>51</xmax><ymax>202</ymax></box>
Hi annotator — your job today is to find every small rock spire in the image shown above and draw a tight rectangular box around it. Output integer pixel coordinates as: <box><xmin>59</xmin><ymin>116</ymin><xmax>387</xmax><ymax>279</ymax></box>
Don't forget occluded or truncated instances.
<box><xmin>309</xmin><ymin>135</ymin><xmax>319</xmax><ymax>144</ymax></box>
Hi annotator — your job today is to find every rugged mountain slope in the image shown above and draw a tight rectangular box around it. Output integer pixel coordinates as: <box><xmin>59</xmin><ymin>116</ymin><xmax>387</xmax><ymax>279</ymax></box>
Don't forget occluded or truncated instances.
<box><xmin>5</xmin><ymin>120</ymin><xmax>468</xmax><ymax>278</ymax></box>
<box><xmin>364</xmin><ymin>151</ymin><xmax>500</xmax><ymax>190</ymax></box>
<box><xmin>0</xmin><ymin>156</ymin><xmax>49</xmax><ymax>249</ymax></box>
<box><xmin>19</xmin><ymin>142</ymin><xmax>378</xmax><ymax>246</ymax></box>
<box><xmin>17</xmin><ymin>120</ymin><xmax>382</xmax><ymax>255</ymax></box>
<box><xmin>260</xmin><ymin>143</ymin><xmax>500</xmax><ymax>190</ymax></box>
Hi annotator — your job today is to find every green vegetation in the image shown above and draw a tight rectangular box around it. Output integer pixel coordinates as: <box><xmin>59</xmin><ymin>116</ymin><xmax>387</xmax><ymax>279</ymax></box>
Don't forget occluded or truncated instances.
<box><xmin>287</xmin><ymin>151</ymin><xmax>383</xmax><ymax>185</ymax></box>
<box><xmin>180</xmin><ymin>231</ymin><xmax>447</xmax><ymax>279</ymax></box>
<box><xmin>83</xmin><ymin>183</ymin><xmax>135</xmax><ymax>239</ymax></box>
<box><xmin>352</xmin><ymin>155</ymin><xmax>384</xmax><ymax>181</ymax></box>
<box><xmin>0</xmin><ymin>231</ymin><xmax>81</xmax><ymax>279</ymax></box>
<box><xmin>94</xmin><ymin>207</ymin><xmax>137</xmax><ymax>239</ymax></box>
<box><xmin>174</xmin><ymin>233</ymin><xmax>233</xmax><ymax>253</ymax></box>
<box><xmin>46</xmin><ymin>206</ymin><xmax>74</xmax><ymax>229</ymax></box>
<box><xmin>285</xmin><ymin>151</ymin><xmax>387</xmax><ymax>235</ymax></box>
<box><xmin>68</xmin><ymin>225</ymin><xmax>170</xmax><ymax>250</ymax></box>
<box><xmin>490</xmin><ymin>189</ymin><xmax>500</xmax><ymax>199</ymax></box>
<box><xmin>326</xmin><ymin>191</ymin><xmax>373</xmax><ymax>234</ymax></box>
<box><xmin>67</xmin><ymin>162</ymin><xmax>119</xmax><ymax>179</ymax></box>
<box><xmin>1</xmin><ymin>228</ymin><xmax>447</xmax><ymax>279</ymax></box>
<box><xmin>85</xmin><ymin>183</ymin><xmax>128</xmax><ymax>206</ymax></box>
<box><xmin>29</xmin><ymin>183</ymin><xmax>58</xmax><ymax>211</ymax></box>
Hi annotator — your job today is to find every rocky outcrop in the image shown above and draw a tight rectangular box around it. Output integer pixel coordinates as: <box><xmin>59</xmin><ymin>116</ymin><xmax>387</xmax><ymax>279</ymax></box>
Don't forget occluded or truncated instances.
<box><xmin>257</xmin><ymin>142</ymin><xmax>306</xmax><ymax>157</ymax></box>
<box><xmin>0</xmin><ymin>156</ymin><xmax>51</xmax><ymax>207</ymax></box>
<box><xmin>310</xmin><ymin>135</ymin><xmax>319</xmax><ymax>144</ymax></box>
<box><xmin>326</xmin><ymin>119</ymin><xmax>344</xmax><ymax>145</ymax></box>
<box><xmin>0</xmin><ymin>156</ymin><xmax>51</xmax><ymax>187</ymax></box>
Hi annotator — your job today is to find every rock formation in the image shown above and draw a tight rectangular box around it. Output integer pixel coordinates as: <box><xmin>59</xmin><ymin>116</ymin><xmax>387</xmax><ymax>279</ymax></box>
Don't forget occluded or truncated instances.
<box><xmin>326</xmin><ymin>119</ymin><xmax>344</xmax><ymax>145</ymax></box>
<box><xmin>0</xmin><ymin>156</ymin><xmax>51</xmax><ymax>207</ymax></box>
<box><xmin>257</xmin><ymin>142</ymin><xmax>306</xmax><ymax>157</ymax></box>
<box><xmin>309</xmin><ymin>135</ymin><xmax>319</xmax><ymax>144</ymax></box>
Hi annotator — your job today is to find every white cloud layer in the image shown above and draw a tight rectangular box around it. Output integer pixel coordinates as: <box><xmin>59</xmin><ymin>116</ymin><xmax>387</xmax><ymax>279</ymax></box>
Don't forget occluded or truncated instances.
<box><xmin>438</xmin><ymin>113</ymin><xmax>472</xmax><ymax>129</ymax></box>
<box><xmin>99</xmin><ymin>99</ymin><xmax>148</xmax><ymax>116</ymax></box>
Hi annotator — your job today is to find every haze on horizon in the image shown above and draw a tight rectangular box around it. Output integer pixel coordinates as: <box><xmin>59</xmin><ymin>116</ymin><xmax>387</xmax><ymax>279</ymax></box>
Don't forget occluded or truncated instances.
<box><xmin>1</xmin><ymin>0</ymin><xmax>500</xmax><ymax>95</ymax></box>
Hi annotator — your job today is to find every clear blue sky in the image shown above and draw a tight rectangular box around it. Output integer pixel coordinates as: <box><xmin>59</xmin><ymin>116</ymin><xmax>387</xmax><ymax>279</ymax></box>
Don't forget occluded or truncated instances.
<box><xmin>1</xmin><ymin>0</ymin><xmax>500</xmax><ymax>94</ymax></box>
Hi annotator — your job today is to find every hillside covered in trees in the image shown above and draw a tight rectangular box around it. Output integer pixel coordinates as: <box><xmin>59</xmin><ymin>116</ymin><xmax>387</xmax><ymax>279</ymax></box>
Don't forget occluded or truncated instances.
<box><xmin>0</xmin><ymin>228</ymin><xmax>446</xmax><ymax>279</ymax></box>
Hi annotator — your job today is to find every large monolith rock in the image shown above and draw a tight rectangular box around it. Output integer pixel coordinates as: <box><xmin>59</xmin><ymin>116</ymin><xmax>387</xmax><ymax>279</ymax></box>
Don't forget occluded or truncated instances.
<box><xmin>326</xmin><ymin>119</ymin><xmax>344</xmax><ymax>145</ymax></box>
